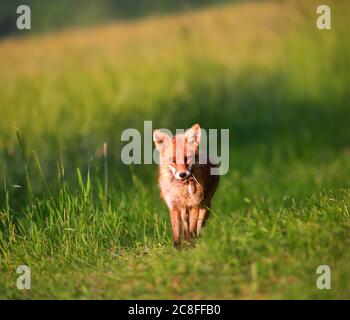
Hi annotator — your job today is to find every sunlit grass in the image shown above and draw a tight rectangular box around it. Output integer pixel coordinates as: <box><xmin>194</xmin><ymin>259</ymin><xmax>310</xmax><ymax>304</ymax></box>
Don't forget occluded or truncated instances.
<box><xmin>0</xmin><ymin>0</ymin><xmax>349</xmax><ymax>299</ymax></box>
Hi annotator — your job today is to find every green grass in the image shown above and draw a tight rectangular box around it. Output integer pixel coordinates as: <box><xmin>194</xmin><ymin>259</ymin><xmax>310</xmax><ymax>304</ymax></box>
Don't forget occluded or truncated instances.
<box><xmin>0</xmin><ymin>0</ymin><xmax>350</xmax><ymax>299</ymax></box>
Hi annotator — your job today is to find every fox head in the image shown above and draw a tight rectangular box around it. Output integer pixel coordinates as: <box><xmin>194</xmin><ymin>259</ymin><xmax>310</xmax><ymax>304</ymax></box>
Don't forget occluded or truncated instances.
<box><xmin>153</xmin><ymin>124</ymin><xmax>201</xmax><ymax>182</ymax></box>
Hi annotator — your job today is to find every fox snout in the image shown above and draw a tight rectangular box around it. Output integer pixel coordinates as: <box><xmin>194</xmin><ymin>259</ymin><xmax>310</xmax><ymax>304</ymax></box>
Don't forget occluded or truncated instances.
<box><xmin>169</xmin><ymin>164</ymin><xmax>192</xmax><ymax>180</ymax></box>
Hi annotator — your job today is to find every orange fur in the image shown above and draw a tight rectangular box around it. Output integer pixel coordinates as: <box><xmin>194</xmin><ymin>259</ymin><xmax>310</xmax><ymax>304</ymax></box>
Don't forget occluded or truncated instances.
<box><xmin>153</xmin><ymin>124</ymin><xmax>219</xmax><ymax>248</ymax></box>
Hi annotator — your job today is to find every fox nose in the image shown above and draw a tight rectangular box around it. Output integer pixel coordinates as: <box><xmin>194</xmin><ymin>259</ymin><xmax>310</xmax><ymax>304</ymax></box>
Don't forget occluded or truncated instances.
<box><xmin>179</xmin><ymin>172</ymin><xmax>187</xmax><ymax>178</ymax></box>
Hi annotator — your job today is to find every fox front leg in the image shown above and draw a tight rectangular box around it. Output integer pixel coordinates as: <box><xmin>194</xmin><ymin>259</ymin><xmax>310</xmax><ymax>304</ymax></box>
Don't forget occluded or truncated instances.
<box><xmin>189</xmin><ymin>207</ymin><xmax>199</xmax><ymax>238</ymax></box>
<box><xmin>170</xmin><ymin>207</ymin><xmax>181</xmax><ymax>249</ymax></box>
<box><xmin>181</xmin><ymin>207</ymin><xmax>190</xmax><ymax>241</ymax></box>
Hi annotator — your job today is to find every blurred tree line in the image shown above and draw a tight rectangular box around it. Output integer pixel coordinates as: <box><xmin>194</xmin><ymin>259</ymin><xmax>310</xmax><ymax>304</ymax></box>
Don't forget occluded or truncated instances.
<box><xmin>0</xmin><ymin>0</ymin><xmax>233</xmax><ymax>37</ymax></box>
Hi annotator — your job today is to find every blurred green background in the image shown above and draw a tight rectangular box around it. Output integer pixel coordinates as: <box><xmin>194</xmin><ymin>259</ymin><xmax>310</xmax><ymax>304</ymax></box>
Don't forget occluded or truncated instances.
<box><xmin>0</xmin><ymin>0</ymin><xmax>349</xmax><ymax>299</ymax></box>
<box><xmin>0</xmin><ymin>0</ymin><xmax>232</xmax><ymax>37</ymax></box>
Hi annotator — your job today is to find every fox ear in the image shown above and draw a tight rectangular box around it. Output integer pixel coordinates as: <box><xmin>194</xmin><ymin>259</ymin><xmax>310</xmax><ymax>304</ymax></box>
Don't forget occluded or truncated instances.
<box><xmin>185</xmin><ymin>124</ymin><xmax>201</xmax><ymax>149</ymax></box>
<box><xmin>153</xmin><ymin>129</ymin><xmax>171</xmax><ymax>152</ymax></box>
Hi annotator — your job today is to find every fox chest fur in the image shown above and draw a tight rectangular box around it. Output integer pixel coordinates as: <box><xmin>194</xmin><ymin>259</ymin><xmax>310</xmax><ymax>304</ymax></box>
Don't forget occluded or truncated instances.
<box><xmin>158</xmin><ymin>162</ymin><xmax>218</xmax><ymax>209</ymax></box>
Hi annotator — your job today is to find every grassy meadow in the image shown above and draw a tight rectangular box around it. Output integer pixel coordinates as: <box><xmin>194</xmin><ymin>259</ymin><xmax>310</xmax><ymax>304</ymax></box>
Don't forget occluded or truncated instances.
<box><xmin>0</xmin><ymin>0</ymin><xmax>350</xmax><ymax>299</ymax></box>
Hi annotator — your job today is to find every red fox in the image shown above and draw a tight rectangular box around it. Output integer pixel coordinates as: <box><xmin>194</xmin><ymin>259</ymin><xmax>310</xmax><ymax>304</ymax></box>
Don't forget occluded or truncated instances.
<box><xmin>153</xmin><ymin>124</ymin><xmax>219</xmax><ymax>248</ymax></box>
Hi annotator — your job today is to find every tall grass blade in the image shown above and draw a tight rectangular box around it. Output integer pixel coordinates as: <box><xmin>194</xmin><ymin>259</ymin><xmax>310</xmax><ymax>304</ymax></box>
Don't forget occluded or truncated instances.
<box><xmin>15</xmin><ymin>128</ymin><xmax>33</xmax><ymax>203</ymax></box>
